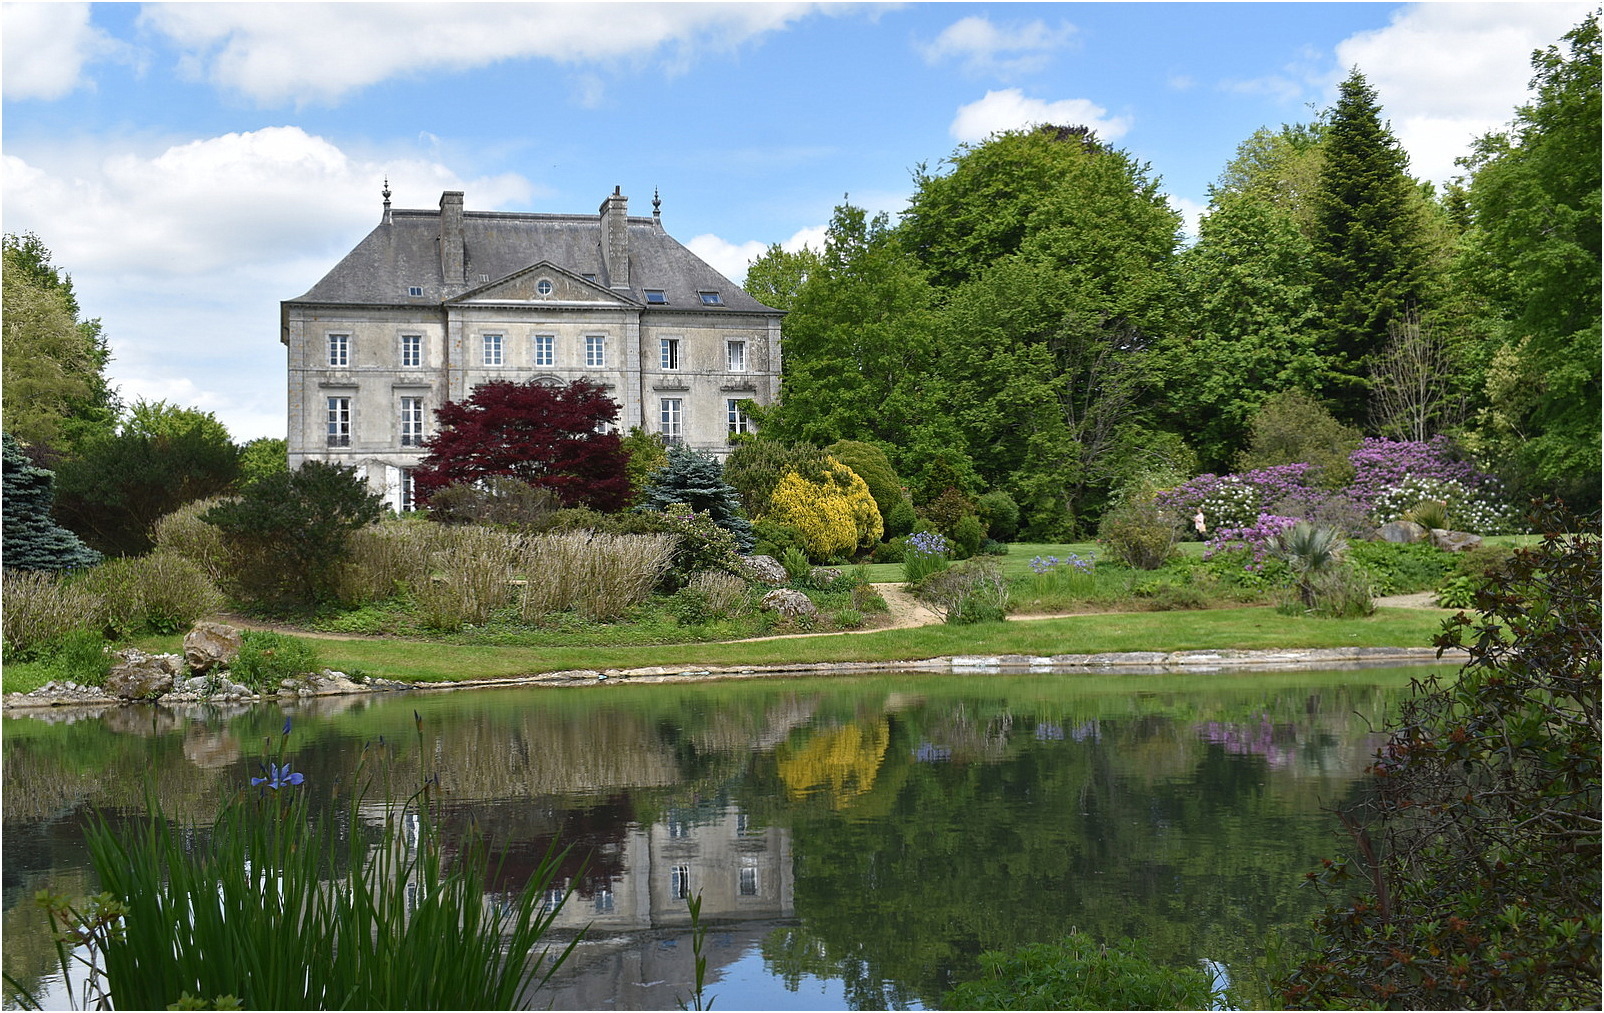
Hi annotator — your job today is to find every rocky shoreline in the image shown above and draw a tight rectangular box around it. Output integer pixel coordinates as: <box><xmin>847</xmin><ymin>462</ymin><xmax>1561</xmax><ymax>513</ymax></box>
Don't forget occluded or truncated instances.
<box><xmin>4</xmin><ymin>637</ymin><xmax>1457</xmax><ymax>714</ymax></box>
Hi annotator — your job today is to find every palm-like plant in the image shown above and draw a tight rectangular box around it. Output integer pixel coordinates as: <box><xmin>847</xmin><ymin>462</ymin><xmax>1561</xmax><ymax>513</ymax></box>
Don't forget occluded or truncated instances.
<box><xmin>1274</xmin><ymin>522</ymin><xmax>1347</xmax><ymax>609</ymax></box>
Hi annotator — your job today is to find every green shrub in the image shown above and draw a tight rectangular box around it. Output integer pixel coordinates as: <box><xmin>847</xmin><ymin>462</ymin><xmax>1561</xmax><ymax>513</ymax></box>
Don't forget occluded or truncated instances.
<box><xmin>869</xmin><ymin>538</ymin><xmax>904</xmax><ymax>563</ymax></box>
<box><xmin>884</xmin><ymin>498</ymin><xmax>918</xmax><ymax>539</ymax></box>
<box><xmin>1097</xmin><ymin>484</ymin><xmax>1180</xmax><ymax>570</ymax></box>
<box><xmin>951</xmin><ymin>514</ymin><xmax>985</xmax><ymax>559</ymax></box>
<box><xmin>1300</xmin><ymin>563</ymin><xmax>1374</xmax><ymax>618</ymax></box>
<box><xmin>151</xmin><ymin>497</ymin><xmax>234</xmax><ymax>584</ymax></box>
<box><xmin>230</xmin><ymin>630</ymin><xmax>321</xmax><ymax>691</ymax></box>
<box><xmin>1345</xmin><ymin>539</ymin><xmax>1455</xmax><ymax>595</ymax></box>
<box><xmin>75</xmin><ymin>551</ymin><xmax>225</xmax><ymax>637</ymax></box>
<box><xmin>778</xmin><ymin>546</ymin><xmax>811</xmax><ymax>582</ymax></box>
<box><xmin>426</xmin><ymin>476</ymin><xmax>561</xmax><ymax>530</ymax></box>
<box><xmin>976</xmin><ymin>490</ymin><xmax>1021</xmax><ymax>542</ymax></box>
<box><xmin>916</xmin><ymin>558</ymin><xmax>1011</xmax><ymax>624</ymax></box>
<box><xmin>832</xmin><ymin>608</ymin><xmax>866</xmax><ymax>629</ymax></box>
<box><xmin>850</xmin><ymin>582</ymin><xmax>889</xmax><ymax>614</ymax></box>
<box><xmin>1433</xmin><ymin>574</ymin><xmax>1480</xmax><ymax>609</ymax></box>
<box><xmin>943</xmin><ymin>931</ymin><xmax>1220</xmax><ymax>1011</ymax></box>
<box><xmin>752</xmin><ymin>518</ymin><xmax>809</xmax><ymax>561</ymax></box>
<box><xmin>44</xmin><ymin>628</ymin><xmax>112</xmax><ymax>685</ymax></box>
<box><xmin>1</xmin><ymin>569</ymin><xmax>103</xmax><ymax>658</ymax></box>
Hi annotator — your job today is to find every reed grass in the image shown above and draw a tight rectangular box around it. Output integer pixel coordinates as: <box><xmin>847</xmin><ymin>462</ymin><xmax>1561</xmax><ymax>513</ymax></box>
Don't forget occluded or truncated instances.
<box><xmin>519</xmin><ymin>531</ymin><xmax>675</xmax><ymax>621</ymax></box>
<box><xmin>1</xmin><ymin>570</ymin><xmax>104</xmax><ymax>657</ymax></box>
<box><xmin>411</xmin><ymin>526</ymin><xmax>526</xmax><ymax>630</ymax></box>
<box><xmin>41</xmin><ymin>722</ymin><xmax>578</xmax><ymax>1011</ymax></box>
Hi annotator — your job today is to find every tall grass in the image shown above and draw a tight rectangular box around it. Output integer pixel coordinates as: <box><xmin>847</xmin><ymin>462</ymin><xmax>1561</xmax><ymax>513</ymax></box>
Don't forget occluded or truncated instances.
<box><xmin>74</xmin><ymin>551</ymin><xmax>224</xmax><ymax>636</ymax></box>
<box><xmin>26</xmin><ymin>723</ymin><xmax>578</xmax><ymax>1011</ymax></box>
<box><xmin>519</xmin><ymin>531</ymin><xmax>675</xmax><ymax>621</ymax></box>
<box><xmin>336</xmin><ymin>519</ymin><xmax>443</xmax><ymax>606</ymax></box>
<box><xmin>411</xmin><ymin>526</ymin><xmax>526</xmax><ymax>630</ymax></box>
<box><xmin>1</xmin><ymin>570</ymin><xmax>102</xmax><ymax>657</ymax></box>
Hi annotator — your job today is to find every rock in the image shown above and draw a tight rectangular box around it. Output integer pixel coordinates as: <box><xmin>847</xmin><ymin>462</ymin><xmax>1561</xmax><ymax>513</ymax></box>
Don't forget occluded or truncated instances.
<box><xmin>760</xmin><ymin>588</ymin><xmax>818</xmax><ymax>619</ymax></box>
<box><xmin>184</xmin><ymin>621</ymin><xmax>242</xmax><ymax>674</ymax></box>
<box><xmin>105</xmin><ymin>649</ymin><xmax>183</xmax><ymax>700</ymax></box>
<box><xmin>808</xmin><ymin>566</ymin><xmax>843</xmax><ymax>587</ymax></box>
<box><xmin>1375</xmin><ymin>520</ymin><xmax>1427</xmax><ymax>543</ymax></box>
<box><xmin>1430</xmin><ymin>529</ymin><xmax>1483</xmax><ymax>552</ymax></box>
<box><xmin>739</xmin><ymin>555</ymin><xmax>788</xmax><ymax>585</ymax></box>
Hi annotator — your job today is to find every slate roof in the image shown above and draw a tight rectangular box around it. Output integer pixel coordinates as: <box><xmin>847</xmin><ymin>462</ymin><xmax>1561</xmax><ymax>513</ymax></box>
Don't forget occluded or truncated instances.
<box><xmin>288</xmin><ymin>207</ymin><xmax>780</xmax><ymax>314</ymax></box>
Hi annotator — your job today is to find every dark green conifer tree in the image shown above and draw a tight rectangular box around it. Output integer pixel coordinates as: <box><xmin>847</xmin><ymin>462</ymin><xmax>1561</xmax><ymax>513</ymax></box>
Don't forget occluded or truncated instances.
<box><xmin>1309</xmin><ymin>70</ymin><xmax>1433</xmax><ymax>420</ymax></box>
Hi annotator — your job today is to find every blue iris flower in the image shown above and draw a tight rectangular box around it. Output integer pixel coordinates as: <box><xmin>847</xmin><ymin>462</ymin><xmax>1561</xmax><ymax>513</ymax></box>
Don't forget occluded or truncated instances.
<box><xmin>252</xmin><ymin>763</ymin><xmax>305</xmax><ymax>790</ymax></box>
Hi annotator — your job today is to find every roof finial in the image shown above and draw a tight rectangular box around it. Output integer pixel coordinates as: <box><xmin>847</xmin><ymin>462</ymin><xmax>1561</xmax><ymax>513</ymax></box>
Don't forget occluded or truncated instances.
<box><xmin>381</xmin><ymin>177</ymin><xmax>392</xmax><ymax>224</ymax></box>
<box><xmin>652</xmin><ymin>187</ymin><xmax>661</xmax><ymax>220</ymax></box>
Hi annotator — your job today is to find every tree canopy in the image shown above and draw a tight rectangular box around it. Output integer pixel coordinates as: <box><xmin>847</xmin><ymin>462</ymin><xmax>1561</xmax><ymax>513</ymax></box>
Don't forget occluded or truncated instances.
<box><xmin>412</xmin><ymin>379</ymin><xmax>632</xmax><ymax>512</ymax></box>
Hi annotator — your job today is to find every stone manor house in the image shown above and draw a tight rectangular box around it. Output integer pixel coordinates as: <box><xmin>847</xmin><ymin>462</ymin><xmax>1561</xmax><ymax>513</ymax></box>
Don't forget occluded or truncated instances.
<box><xmin>282</xmin><ymin>186</ymin><xmax>783</xmax><ymax>511</ymax></box>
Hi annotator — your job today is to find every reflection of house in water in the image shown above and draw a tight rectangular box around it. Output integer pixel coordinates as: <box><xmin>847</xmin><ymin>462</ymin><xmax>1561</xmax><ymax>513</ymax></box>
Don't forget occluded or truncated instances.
<box><xmin>542</xmin><ymin>803</ymin><xmax>792</xmax><ymax>932</ymax></box>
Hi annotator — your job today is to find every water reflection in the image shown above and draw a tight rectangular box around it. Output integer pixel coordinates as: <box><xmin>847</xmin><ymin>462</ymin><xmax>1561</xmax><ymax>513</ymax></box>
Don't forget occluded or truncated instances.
<box><xmin>2</xmin><ymin>667</ymin><xmax>1438</xmax><ymax>1010</ymax></box>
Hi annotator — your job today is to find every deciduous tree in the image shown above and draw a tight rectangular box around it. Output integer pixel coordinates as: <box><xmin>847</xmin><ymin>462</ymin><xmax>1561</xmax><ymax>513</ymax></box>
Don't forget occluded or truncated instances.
<box><xmin>412</xmin><ymin>379</ymin><xmax>631</xmax><ymax>512</ymax></box>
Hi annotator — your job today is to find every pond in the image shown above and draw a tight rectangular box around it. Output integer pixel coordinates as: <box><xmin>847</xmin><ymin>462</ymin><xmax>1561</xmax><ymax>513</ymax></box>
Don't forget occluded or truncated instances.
<box><xmin>1</xmin><ymin>664</ymin><xmax>1443</xmax><ymax>1010</ymax></box>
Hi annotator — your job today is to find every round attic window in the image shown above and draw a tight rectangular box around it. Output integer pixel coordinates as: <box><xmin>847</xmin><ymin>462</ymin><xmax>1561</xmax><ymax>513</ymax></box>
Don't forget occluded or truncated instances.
<box><xmin>536</xmin><ymin>278</ymin><xmax>554</xmax><ymax>296</ymax></box>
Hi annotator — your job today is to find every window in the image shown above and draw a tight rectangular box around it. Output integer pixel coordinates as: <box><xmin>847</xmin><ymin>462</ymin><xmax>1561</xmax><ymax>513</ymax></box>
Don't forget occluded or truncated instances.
<box><xmin>582</xmin><ymin>273</ymin><xmax>597</xmax><ymax>283</ymax></box>
<box><xmin>739</xmin><ymin>866</ymin><xmax>759</xmax><ymax>897</ymax></box>
<box><xmin>399</xmin><ymin>468</ymin><xmax>417</xmax><ymax>512</ymax></box>
<box><xmin>407</xmin><ymin>285</ymin><xmax>423</xmax><ymax>297</ymax></box>
<box><xmin>670</xmin><ymin>865</ymin><xmax>691</xmax><ymax>901</ymax></box>
<box><xmin>644</xmin><ymin>289</ymin><xmax>667</xmax><ymax>305</ymax></box>
<box><xmin>533</xmin><ymin>334</ymin><xmax>554</xmax><ymax>368</ymax></box>
<box><xmin>726</xmin><ymin>399</ymin><xmax>750</xmax><ymax>437</ymax></box>
<box><xmin>585</xmin><ymin>335</ymin><xmax>605</xmax><ymax>368</ymax></box>
<box><xmin>399</xmin><ymin>397</ymin><xmax>424</xmax><ymax>447</ymax></box>
<box><xmin>660</xmin><ymin>337</ymin><xmax>680</xmax><ymax>371</ymax></box>
<box><xmin>593</xmin><ymin>888</ymin><xmax>615</xmax><ymax>914</ymax></box>
<box><xmin>660</xmin><ymin>398</ymin><xmax>683</xmax><ymax>442</ymax></box>
<box><xmin>400</xmin><ymin>334</ymin><xmax>422</xmax><ymax>368</ymax></box>
<box><xmin>483</xmin><ymin>333</ymin><xmax>503</xmax><ymax>366</ymax></box>
<box><xmin>668</xmin><ymin>819</ymin><xmax>690</xmax><ymax>839</ymax></box>
<box><xmin>326</xmin><ymin>397</ymin><xmax>351</xmax><ymax>447</ymax></box>
<box><xmin>328</xmin><ymin>333</ymin><xmax>349</xmax><ymax>367</ymax></box>
<box><xmin>726</xmin><ymin>339</ymin><xmax>746</xmax><ymax>372</ymax></box>
<box><xmin>699</xmin><ymin>291</ymin><xmax>723</xmax><ymax>306</ymax></box>
<box><xmin>536</xmin><ymin>278</ymin><xmax>554</xmax><ymax>296</ymax></box>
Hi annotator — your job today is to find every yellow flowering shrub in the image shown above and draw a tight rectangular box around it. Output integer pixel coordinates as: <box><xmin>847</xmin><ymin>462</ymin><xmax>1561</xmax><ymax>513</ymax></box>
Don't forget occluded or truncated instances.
<box><xmin>764</xmin><ymin>456</ymin><xmax>883</xmax><ymax>561</ymax></box>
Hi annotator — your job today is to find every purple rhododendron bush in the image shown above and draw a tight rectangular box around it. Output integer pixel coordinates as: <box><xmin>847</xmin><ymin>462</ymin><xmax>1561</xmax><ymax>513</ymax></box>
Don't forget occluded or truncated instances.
<box><xmin>1157</xmin><ymin>438</ymin><xmax>1524</xmax><ymax>554</ymax></box>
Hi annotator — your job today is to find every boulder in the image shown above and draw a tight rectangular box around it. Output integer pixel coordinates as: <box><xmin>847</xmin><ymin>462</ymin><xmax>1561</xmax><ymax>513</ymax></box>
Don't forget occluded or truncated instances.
<box><xmin>740</xmin><ymin>555</ymin><xmax>789</xmax><ymax>585</ymax></box>
<box><xmin>105</xmin><ymin>649</ymin><xmax>184</xmax><ymax>700</ymax></box>
<box><xmin>184</xmin><ymin>621</ymin><xmax>243</xmax><ymax>674</ymax></box>
<box><xmin>1375</xmin><ymin>520</ymin><xmax>1427</xmax><ymax>543</ymax></box>
<box><xmin>808</xmin><ymin>566</ymin><xmax>843</xmax><ymax>587</ymax></box>
<box><xmin>761</xmin><ymin>588</ymin><xmax>818</xmax><ymax>619</ymax></box>
<box><xmin>1430</xmin><ymin>529</ymin><xmax>1483</xmax><ymax>553</ymax></box>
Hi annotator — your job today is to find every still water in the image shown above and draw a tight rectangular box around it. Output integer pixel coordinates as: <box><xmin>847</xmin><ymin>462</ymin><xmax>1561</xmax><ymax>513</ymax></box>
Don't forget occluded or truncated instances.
<box><xmin>1</xmin><ymin>666</ymin><xmax>1438</xmax><ymax>1010</ymax></box>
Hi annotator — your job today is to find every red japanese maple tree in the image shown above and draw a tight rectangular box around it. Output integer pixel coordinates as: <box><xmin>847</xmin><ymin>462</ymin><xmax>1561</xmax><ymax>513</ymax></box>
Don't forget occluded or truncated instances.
<box><xmin>411</xmin><ymin>379</ymin><xmax>631</xmax><ymax>511</ymax></box>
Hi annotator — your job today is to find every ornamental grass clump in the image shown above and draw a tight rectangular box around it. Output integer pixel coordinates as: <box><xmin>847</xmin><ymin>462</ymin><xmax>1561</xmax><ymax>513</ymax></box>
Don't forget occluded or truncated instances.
<box><xmin>409</xmin><ymin>525</ymin><xmax>525</xmax><ymax>630</ymax></box>
<box><xmin>12</xmin><ymin>719</ymin><xmax>579</xmax><ymax>1011</ymax></box>
<box><xmin>518</xmin><ymin>531</ymin><xmax>675</xmax><ymax>621</ymax></box>
<box><xmin>1</xmin><ymin>569</ymin><xmax>103</xmax><ymax>658</ymax></box>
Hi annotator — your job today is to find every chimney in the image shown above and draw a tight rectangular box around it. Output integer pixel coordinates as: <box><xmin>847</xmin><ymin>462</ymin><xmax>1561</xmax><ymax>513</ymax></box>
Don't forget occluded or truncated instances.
<box><xmin>599</xmin><ymin>186</ymin><xmax>630</xmax><ymax>290</ymax></box>
<box><xmin>439</xmin><ymin>190</ymin><xmax>465</xmax><ymax>285</ymax></box>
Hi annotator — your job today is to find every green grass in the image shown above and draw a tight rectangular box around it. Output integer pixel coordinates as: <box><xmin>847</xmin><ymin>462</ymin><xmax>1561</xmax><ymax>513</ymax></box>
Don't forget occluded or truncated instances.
<box><xmin>303</xmin><ymin>606</ymin><xmax>1453</xmax><ymax>683</ymax></box>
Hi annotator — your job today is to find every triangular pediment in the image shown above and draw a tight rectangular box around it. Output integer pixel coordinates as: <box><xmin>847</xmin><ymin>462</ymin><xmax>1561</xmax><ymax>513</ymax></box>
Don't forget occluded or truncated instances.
<box><xmin>447</xmin><ymin>262</ymin><xmax>635</xmax><ymax>306</ymax></box>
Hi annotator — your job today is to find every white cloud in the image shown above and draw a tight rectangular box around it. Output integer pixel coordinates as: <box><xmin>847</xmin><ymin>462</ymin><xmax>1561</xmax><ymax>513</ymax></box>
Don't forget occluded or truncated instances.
<box><xmin>1</xmin><ymin>2</ymin><xmax>118</xmax><ymax>100</ymax></box>
<box><xmin>950</xmin><ymin>89</ymin><xmax>1131</xmax><ymax>144</ymax></box>
<box><xmin>688</xmin><ymin>226</ymin><xmax>827</xmax><ymax>284</ymax></box>
<box><xmin>918</xmin><ymin>15</ymin><xmax>1076</xmax><ymax>77</ymax></box>
<box><xmin>139</xmin><ymin>2</ymin><xmax>831</xmax><ymax>105</ymax></box>
<box><xmin>1</xmin><ymin>128</ymin><xmax>533</xmax><ymax>441</ymax></box>
<box><xmin>1333</xmin><ymin>1</ymin><xmax>1594</xmax><ymax>185</ymax></box>
<box><xmin>1167</xmin><ymin>195</ymin><xmax>1208</xmax><ymax>245</ymax></box>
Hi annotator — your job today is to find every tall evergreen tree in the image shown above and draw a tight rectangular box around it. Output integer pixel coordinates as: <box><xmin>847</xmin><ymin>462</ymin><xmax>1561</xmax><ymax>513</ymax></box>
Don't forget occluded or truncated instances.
<box><xmin>636</xmin><ymin>443</ymin><xmax>756</xmax><ymax>551</ymax></box>
<box><xmin>1309</xmin><ymin>70</ymin><xmax>1434</xmax><ymax>421</ymax></box>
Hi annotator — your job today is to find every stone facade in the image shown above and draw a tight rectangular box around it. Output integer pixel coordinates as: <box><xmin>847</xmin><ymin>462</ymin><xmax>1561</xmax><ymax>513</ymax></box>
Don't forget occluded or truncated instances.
<box><xmin>282</xmin><ymin>186</ymin><xmax>783</xmax><ymax>511</ymax></box>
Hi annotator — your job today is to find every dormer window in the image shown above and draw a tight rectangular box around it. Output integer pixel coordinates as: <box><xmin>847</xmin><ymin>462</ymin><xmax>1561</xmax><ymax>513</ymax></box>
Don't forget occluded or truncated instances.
<box><xmin>582</xmin><ymin>273</ymin><xmax>596</xmax><ymax>283</ymax></box>
<box><xmin>645</xmin><ymin>289</ymin><xmax>667</xmax><ymax>305</ymax></box>
<box><xmin>407</xmin><ymin>285</ymin><xmax>423</xmax><ymax>297</ymax></box>
<box><xmin>699</xmin><ymin>291</ymin><xmax>723</xmax><ymax>306</ymax></box>
<box><xmin>536</xmin><ymin>278</ymin><xmax>554</xmax><ymax>296</ymax></box>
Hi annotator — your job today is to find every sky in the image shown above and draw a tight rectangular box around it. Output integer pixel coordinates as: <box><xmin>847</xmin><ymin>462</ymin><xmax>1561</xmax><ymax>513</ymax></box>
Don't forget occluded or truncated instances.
<box><xmin>2</xmin><ymin>1</ymin><xmax>1592</xmax><ymax>443</ymax></box>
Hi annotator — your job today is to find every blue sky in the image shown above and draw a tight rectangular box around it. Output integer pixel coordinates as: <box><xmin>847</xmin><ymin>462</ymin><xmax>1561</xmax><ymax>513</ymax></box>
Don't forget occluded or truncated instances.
<box><xmin>2</xmin><ymin>2</ymin><xmax>1591</xmax><ymax>442</ymax></box>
